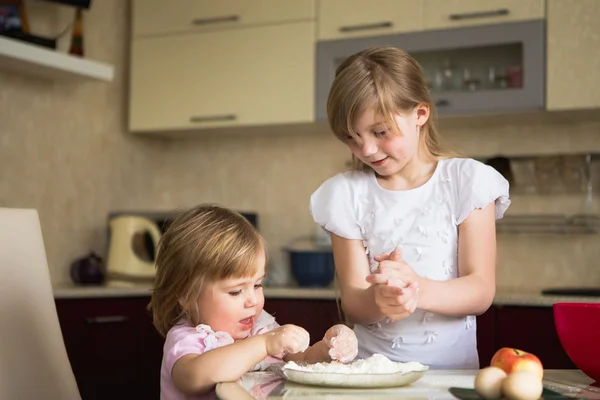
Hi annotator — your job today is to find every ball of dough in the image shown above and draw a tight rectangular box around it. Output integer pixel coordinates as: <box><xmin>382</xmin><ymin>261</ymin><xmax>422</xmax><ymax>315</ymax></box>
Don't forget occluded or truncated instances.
<box><xmin>474</xmin><ymin>367</ymin><xmax>507</xmax><ymax>399</ymax></box>
<box><xmin>502</xmin><ymin>371</ymin><xmax>544</xmax><ymax>400</ymax></box>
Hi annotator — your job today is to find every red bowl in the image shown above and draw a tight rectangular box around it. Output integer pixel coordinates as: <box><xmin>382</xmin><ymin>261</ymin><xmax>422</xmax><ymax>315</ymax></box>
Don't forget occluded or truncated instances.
<box><xmin>553</xmin><ymin>302</ymin><xmax>600</xmax><ymax>382</ymax></box>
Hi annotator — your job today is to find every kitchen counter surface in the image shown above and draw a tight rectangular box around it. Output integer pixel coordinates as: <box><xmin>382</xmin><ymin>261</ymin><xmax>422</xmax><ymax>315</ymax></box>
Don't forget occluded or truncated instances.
<box><xmin>215</xmin><ymin>369</ymin><xmax>598</xmax><ymax>399</ymax></box>
<box><xmin>53</xmin><ymin>281</ymin><xmax>154</xmax><ymax>298</ymax></box>
<box><xmin>53</xmin><ymin>283</ymin><xmax>600</xmax><ymax>307</ymax></box>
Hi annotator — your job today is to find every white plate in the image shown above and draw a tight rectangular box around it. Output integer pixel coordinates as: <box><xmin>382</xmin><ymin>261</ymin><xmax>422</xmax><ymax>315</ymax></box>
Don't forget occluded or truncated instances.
<box><xmin>282</xmin><ymin>368</ymin><xmax>428</xmax><ymax>389</ymax></box>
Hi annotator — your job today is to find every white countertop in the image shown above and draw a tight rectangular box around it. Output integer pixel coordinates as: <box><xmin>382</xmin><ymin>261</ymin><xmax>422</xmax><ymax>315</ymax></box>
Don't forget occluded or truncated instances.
<box><xmin>53</xmin><ymin>282</ymin><xmax>600</xmax><ymax>307</ymax></box>
<box><xmin>53</xmin><ymin>281</ymin><xmax>154</xmax><ymax>298</ymax></box>
<box><xmin>216</xmin><ymin>369</ymin><xmax>598</xmax><ymax>399</ymax></box>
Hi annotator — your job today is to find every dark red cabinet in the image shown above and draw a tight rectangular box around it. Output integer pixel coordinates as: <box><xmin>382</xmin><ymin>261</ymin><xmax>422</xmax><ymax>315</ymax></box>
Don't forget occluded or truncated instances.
<box><xmin>264</xmin><ymin>298</ymin><xmax>345</xmax><ymax>344</ymax></box>
<box><xmin>476</xmin><ymin>306</ymin><xmax>497</xmax><ymax>367</ymax></box>
<box><xmin>494</xmin><ymin>305</ymin><xmax>576</xmax><ymax>369</ymax></box>
<box><xmin>55</xmin><ymin>297</ymin><xmax>163</xmax><ymax>400</ymax></box>
<box><xmin>55</xmin><ymin>296</ymin><xmax>576</xmax><ymax>400</ymax></box>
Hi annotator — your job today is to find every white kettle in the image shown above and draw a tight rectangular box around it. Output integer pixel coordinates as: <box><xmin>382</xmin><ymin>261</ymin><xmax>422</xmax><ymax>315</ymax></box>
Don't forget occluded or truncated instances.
<box><xmin>105</xmin><ymin>215</ymin><xmax>162</xmax><ymax>281</ymax></box>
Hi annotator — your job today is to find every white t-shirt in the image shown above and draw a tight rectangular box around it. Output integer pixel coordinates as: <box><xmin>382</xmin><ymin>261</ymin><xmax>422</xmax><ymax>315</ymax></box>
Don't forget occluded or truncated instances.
<box><xmin>309</xmin><ymin>157</ymin><xmax>510</xmax><ymax>369</ymax></box>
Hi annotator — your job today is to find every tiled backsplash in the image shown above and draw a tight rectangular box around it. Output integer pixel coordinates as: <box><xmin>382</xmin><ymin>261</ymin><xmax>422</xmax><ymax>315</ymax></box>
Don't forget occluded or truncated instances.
<box><xmin>1</xmin><ymin>0</ymin><xmax>600</xmax><ymax>290</ymax></box>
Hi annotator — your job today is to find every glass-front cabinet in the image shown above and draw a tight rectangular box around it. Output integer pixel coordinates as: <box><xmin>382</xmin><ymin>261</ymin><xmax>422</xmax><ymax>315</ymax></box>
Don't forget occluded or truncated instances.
<box><xmin>316</xmin><ymin>20</ymin><xmax>545</xmax><ymax>119</ymax></box>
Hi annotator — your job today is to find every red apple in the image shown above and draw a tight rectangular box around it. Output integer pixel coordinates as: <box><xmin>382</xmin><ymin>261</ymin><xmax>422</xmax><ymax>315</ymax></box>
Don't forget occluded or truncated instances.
<box><xmin>490</xmin><ymin>348</ymin><xmax>544</xmax><ymax>380</ymax></box>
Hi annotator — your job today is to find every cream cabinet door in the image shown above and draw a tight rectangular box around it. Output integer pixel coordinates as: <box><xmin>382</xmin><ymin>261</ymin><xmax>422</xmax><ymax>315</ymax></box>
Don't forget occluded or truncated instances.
<box><xmin>133</xmin><ymin>0</ymin><xmax>315</xmax><ymax>37</ymax></box>
<box><xmin>318</xmin><ymin>0</ymin><xmax>422</xmax><ymax>40</ymax></box>
<box><xmin>423</xmin><ymin>0</ymin><xmax>545</xmax><ymax>30</ymax></box>
<box><xmin>129</xmin><ymin>22</ymin><xmax>315</xmax><ymax>132</ymax></box>
<box><xmin>546</xmin><ymin>0</ymin><xmax>600</xmax><ymax>111</ymax></box>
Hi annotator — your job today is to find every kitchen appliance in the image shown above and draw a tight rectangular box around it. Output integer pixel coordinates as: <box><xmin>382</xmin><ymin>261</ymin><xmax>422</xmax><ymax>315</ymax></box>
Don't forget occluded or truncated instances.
<box><xmin>105</xmin><ymin>214</ymin><xmax>162</xmax><ymax>281</ymax></box>
<box><xmin>104</xmin><ymin>210</ymin><xmax>259</xmax><ymax>283</ymax></box>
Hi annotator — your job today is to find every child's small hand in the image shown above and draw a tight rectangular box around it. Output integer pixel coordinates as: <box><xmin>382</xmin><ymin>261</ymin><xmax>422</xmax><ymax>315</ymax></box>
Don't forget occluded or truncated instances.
<box><xmin>265</xmin><ymin>324</ymin><xmax>310</xmax><ymax>357</ymax></box>
<box><xmin>323</xmin><ymin>324</ymin><xmax>358</xmax><ymax>363</ymax></box>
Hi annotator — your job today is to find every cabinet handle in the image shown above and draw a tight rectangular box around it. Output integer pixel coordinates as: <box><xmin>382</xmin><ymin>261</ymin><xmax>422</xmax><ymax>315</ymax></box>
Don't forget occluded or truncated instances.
<box><xmin>449</xmin><ymin>9</ymin><xmax>509</xmax><ymax>21</ymax></box>
<box><xmin>435</xmin><ymin>99</ymin><xmax>450</xmax><ymax>107</ymax></box>
<box><xmin>190</xmin><ymin>114</ymin><xmax>237</xmax><ymax>123</ymax></box>
<box><xmin>339</xmin><ymin>21</ymin><xmax>393</xmax><ymax>33</ymax></box>
<box><xmin>85</xmin><ymin>315</ymin><xmax>130</xmax><ymax>324</ymax></box>
<box><xmin>191</xmin><ymin>15</ymin><xmax>239</xmax><ymax>26</ymax></box>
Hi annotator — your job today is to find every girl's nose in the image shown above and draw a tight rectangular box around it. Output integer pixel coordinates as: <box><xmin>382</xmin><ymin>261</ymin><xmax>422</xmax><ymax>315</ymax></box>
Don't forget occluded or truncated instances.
<box><xmin>361</xmin><ymin>138</ymin><xmax>378</xmax><ymax>157</ymax></box>
<box><xmin>244</xmin><ymin>292</ymin><xmax>258</xmax><ymax>308</ymax></box>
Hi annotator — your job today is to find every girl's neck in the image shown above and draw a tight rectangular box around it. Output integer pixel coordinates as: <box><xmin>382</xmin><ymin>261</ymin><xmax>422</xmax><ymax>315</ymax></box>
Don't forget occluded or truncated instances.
<box><xmin>378</xmin><ymin>145</ymin><xmax>438</xmax><ymax>191</ymax></box>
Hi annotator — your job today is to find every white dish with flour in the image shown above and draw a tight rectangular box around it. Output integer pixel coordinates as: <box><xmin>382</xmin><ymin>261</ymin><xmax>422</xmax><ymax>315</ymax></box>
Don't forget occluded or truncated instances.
<box><xmin>281</xmin><ymin>354</ymin><xmax>429</xmax><ymax>388</ymax></box>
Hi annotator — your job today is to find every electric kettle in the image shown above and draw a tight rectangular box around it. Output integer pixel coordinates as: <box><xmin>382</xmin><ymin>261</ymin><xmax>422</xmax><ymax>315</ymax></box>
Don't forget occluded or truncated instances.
<box><xmin>105</xmin><ymin>215</ymin><xmax>162</xmax><ymax>281</ymax></box>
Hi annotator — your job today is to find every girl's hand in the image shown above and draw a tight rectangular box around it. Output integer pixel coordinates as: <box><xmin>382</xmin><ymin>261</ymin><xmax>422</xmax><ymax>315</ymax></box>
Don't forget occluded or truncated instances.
<box><xmin>370</xmin><ymin>280</ymin><xmax>419</xmax><ymax>322</ymax></box>
<box><xmin>366</xmin><ymin>247</ymin><xmax>420</xmax><ymax>321</ymax></box>
<box><xmin>372</xmin><ymin>247</ymin><xmax>420</xmax><ymax>285</ymax></box>
<box><xmin>264</xmin><ymin>324</ymin><xmax>310</xmax><ymax>357</ymax></box>
<box><xmin>323</xmin><ymin>324</ymin><xmax>358</xmax><ymax>363</ymax></box>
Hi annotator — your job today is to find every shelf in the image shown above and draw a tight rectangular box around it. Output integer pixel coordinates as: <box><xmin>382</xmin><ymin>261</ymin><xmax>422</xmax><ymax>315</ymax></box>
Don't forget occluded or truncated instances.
<box><xmin>497</xmin><ymin>214</ymin><xmax>600</xmax><ymax>234</ymax></box>
<box><xmin>0</xmin><ymin>36</ymin><xmax>114</xmax><ymax>82</ymax></box>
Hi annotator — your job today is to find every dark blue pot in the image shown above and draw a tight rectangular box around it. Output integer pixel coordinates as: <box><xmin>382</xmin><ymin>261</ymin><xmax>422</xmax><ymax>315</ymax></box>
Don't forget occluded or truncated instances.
<box><xmin>289</xmin><ymin>250</ymin><xmax>335</xmax><ymax>287</ymax></box>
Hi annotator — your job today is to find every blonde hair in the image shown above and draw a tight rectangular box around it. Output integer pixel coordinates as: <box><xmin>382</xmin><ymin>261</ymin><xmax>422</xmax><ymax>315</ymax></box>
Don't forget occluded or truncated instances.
<box><xmin>327</xmin><ymin>46</ymin><xmax>457</xmax><ymax>170</ymax></box>
<box><xmin>149</xmin><ymin>204</ymin><xmax>266</xmax><ymax>337</ymax></box>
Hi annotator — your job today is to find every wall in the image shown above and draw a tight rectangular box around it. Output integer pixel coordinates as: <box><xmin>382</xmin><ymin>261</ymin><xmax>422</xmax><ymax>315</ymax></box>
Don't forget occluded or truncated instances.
<box><xmin>442</xmin><ymin>115</ymin><xmax>600</xmax><ymax>291</ymax></box>
<box><xmin>0</xmin><ymin>0</ymin><xmax>164</xmax><ymax>284</ymax></box>
<box><xmin>1</xmin><ymin>0</ymin><xmax>599</xmax><ymax>290</ymax></box>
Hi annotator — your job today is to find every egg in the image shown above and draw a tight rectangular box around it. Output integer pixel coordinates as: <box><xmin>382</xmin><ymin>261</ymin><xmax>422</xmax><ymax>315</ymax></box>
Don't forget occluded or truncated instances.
<box><xmin>502</xmin><ymin>371</ymin><xmax>544</xmax><ymax>400</ymax></box>
<box><xmin>474</xmin><ymin>367</ymin><xmax>507</xmax><ymax>399</ymax></box>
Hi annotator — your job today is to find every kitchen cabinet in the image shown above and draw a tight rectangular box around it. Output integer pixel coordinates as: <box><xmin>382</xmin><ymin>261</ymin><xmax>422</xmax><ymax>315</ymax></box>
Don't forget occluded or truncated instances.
<box><xmin>127</xmin><ymin>0</ymin><xmax>600</xmax><ymax>135</ymax></box>
<box><xmin>55</xmin><ymin>295</ymin><xmax>576</xmax><ymax>400</ymax></box>
<box><xmin>476</xmin><ymin>306</ymin><xmax>497</xmax><ymax>367</ymax></box>
<box><xmin>316</xmin><ymin>20</ymin><xmax>545</xmax><ymax>120</ymax></box>
<box><xmin>317</xmin><ymin>0</ymin><xmax>422</xmax><ymax>41</ymax></box>
<box><xmin>132</xmin><ymin>0</ymin><xmax>315</xmax><ymax>38</ymax></box>
<box><xmin>55</xmin><ymin>296</ymin><xmax>341</xmax><ymax>399</ymax></box>
<box><xmin>129</xmin><ymin>21</ymin><xmax>315</xmax><ymax>133</ymax></box>
<box><xmin>55</xmin><ymin>297</ymin><xmax>163</xmax><ymax>400</ymax></box>
<box><xmin>264</xmin><ymin>298</ymin><xmax>345</xmax><ymax>344</ymax></box>
<box><xmin>495</xmin><ymin>306</ymin><xmax>576</xmax><ymax>369</ymax></box>
<box><xmin>422</xmin><ymin>0</ymin><xmax>545</xmax><ymax>31</ymax></box>
<box><xmin>546</xmin><ymin>0</ymin><xmax>600</xmax><ymax>111</ymax></box>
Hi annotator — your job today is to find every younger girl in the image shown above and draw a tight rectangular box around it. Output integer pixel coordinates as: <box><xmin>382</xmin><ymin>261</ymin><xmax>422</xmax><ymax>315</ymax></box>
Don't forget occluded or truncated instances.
<box><xmin>310</xmin><ymin>46</ymin><xmax>510</xmax><ymax>369</ymax></box>
<box><xmin>150</xmin><ymin>204</ymin><xmax>357</xmax><ymax>399</ymax></box>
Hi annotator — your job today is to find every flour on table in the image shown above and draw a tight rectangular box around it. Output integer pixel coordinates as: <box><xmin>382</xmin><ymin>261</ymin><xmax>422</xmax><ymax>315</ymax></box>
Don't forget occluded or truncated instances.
<box><xmin>283</xmin><ymin>353</ymin><xmax>428</xmax><ymax>374</ymax></box>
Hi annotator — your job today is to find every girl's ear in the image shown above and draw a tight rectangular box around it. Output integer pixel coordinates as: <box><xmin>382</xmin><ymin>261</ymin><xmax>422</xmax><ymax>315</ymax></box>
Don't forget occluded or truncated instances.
<box><xmin>415</xmin><ymin>104</ymin><xmax>430</xmax><ymax>127</ymax></box>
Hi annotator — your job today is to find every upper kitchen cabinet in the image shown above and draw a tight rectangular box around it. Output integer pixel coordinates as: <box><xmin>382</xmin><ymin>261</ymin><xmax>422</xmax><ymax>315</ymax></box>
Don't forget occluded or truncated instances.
<box><xmin>317</xmin><ymin>0</ymin><xmax>423</xmax><ymax>41</ymax></box>
<box><xmin>129</xmin><ymin>22</ymin><xmax>315</xmax><ymax>133</ymax></box>
<box><xmin>546</xmin><ymin>0</ymin><xmax>600</xmax><ymax>111</ymax></box>
<box><xmin>422</xmin><ymin>0</ymin><xmax>545</xmax><ymax>30</ymax></box>
<box><xmin>132</xmin><ymin>0</ymin><xmax>316</xmax><ymax>37</ymax></box>
<box><xmin>316</xmin><ymin>20</ymin><xmax>545</xmax><ymax>119</ymax></box>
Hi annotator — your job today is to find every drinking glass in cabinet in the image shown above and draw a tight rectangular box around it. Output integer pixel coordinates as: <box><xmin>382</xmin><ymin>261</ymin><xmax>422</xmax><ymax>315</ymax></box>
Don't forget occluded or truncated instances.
<box><xmin>485</xmin><ymin>65</ymin><xmax>509</xmax><ymax>89</ymax></box>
